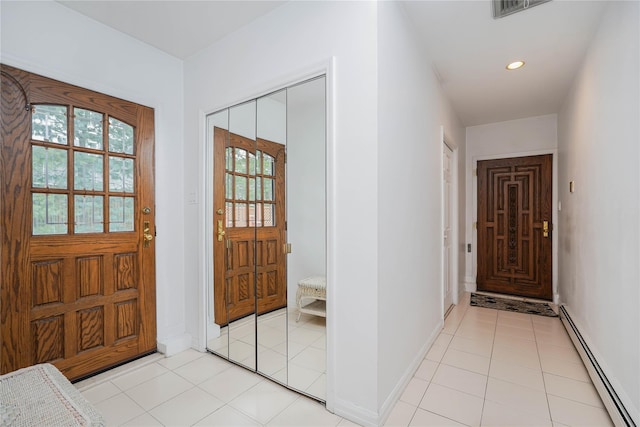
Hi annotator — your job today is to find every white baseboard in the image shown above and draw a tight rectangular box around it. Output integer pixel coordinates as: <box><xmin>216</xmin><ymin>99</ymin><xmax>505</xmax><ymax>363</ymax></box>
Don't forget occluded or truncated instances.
<box><xmin>332</xmin><ymin>397</ymin><xmax>379</xmax><ymax>427</ymax></box>
<box><xmin>207</xmin><ymin>322</ymin><xmax>221</xmax><ymax>341</ymax></box>
<box><xmin>377</xmin><ymin>320</ymin><xmax>444</xmax><ymax>426</ymax></box>
<box><xmin>157</xmin><ymin>333</ymin><xmax>192</xmax><ymax>357</ymax></box>
<box><xmin>560</xmin><ymin>306</ymin><xmax>638</xmax><ymax>427</ymax></box>
<box><xmin>464</xmin><ymin>276</ymin><xmax>476</xmax><ymax>293</ymax></box>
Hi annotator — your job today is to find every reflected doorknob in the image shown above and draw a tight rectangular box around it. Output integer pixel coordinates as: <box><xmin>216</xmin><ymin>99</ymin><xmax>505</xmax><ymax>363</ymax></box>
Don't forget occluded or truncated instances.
<box><xmin>143</xmin><ymin>221</ymin><xmax>153</xmax><ymax>247</ymax></box>
<box><xmin>217</xmin><ymin>219</ymin><xmax>225</xmax><ymax>242</ymax></box>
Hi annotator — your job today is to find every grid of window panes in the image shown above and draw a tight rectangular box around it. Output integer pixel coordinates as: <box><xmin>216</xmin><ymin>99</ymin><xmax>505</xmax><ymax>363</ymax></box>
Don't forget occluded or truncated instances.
<box><xmin>31</xmin><ymin>104</ymin><xmax>136</xmax><ymax>235</ymax></box>
<box><xmin>225</xmin><ymin>146</ymin><xmax>276</xmax><ymax>228</ymax></box>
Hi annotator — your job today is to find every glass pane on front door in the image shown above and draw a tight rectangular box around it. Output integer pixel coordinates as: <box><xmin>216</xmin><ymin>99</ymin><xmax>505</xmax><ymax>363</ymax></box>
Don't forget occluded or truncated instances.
<box><xmin>75</xmin><ymin>195</ymin><xmax>104</xmax><ymax>233</ymax></box>
<box><xmin>32</xmin><ymin>193</ymin><xmax>68</xmax><ymax>235</ymax></box>
<box><xmin>74</xmin><ymin>108</ymin><xmax>103</xmax><ymax>149</ymax></box>
<box><xmin>32</xmin><ymin>105</ymin><xmax>67</xmax><ymax>144</ymax></box>
<box><xmin>32</xmin><ymin>146</ymin><xmax>67</xmax><ymax>189</ymax></box>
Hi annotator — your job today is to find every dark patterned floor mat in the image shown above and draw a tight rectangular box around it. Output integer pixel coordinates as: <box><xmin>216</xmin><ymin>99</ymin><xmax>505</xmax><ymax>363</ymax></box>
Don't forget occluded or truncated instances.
<box><xmin>470</xmin><ymin>293</ymin><xmax>558</xmax><ymax>317</ymax></box>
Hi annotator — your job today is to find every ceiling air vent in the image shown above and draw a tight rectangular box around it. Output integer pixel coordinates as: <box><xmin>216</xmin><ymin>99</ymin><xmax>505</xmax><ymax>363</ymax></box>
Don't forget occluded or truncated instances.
<box><xmin>493</xmin><ymin>0</ymin><xmax>551</xmax><ymax>19</ymax></box>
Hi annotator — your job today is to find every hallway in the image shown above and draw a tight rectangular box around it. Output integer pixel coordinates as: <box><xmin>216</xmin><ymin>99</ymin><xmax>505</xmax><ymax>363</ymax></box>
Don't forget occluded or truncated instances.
<box><xmin>75</xmin><ymin>293</ymin><xmax>612</xmax><ymax>426</ymax></box>
<box><xmin>384</xmin><ymin>293</ymin><xmax>612</xmax><ymax>426</ymax></box>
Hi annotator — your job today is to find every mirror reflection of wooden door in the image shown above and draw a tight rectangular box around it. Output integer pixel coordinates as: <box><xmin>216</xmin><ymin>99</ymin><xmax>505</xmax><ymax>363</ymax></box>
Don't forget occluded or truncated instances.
<box><xmin>0</xmin><ymin>65</ymin><xmax>156</xmax><ymax>380</ymax></box>
<box><xmin>477</xmin><ymin>154</ymin><xmax>552</xmax><ymax>300</ymax></box>
<box><xmin>213</xmin><ymin>129</ymin><xmax>286</xmax><ymax>325</ymax></box>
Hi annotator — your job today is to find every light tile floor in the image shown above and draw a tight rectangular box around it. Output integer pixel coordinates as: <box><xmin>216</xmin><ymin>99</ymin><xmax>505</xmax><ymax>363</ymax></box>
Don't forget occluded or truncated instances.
<box><xmin>75</xmin><ymin>293</ymin><xmax>613</xmax><ymax>426</ymax></box>
<box><xmin>75</xmin><ymin>349</ymin><xmax>346</xmax><ymax>427</ymax></box>
<box><xmin>207</xmin><ymin>308</ymin><xmax>327</xmax><ymax>400</ymax></box>
<box><xmin>385</xmin><ymin>293</ymin><xmax>613</xmax><ymax>427</ymax></box>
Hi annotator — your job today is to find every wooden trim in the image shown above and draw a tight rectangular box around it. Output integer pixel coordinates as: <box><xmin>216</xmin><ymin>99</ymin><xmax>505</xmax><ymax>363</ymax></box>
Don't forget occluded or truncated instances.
<box><xmin>1</xmin><ymin>65</ymin><xmax>33</xmax><ymax>374</ymax></box>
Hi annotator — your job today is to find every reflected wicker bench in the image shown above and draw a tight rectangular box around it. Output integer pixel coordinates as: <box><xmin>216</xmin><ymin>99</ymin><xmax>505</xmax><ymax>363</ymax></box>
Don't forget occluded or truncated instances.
<box><xmin>296</xmin><ymin>275</ymin><xmax>326</xmax><ymax>321</ymax></box>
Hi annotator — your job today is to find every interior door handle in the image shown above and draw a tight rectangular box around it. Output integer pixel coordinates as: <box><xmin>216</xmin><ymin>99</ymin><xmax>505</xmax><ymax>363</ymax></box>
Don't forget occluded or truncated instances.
<box><xmin>543</xmin><ymin>220</ymin><xmax>549</xmax><ymax>238</ymax></box>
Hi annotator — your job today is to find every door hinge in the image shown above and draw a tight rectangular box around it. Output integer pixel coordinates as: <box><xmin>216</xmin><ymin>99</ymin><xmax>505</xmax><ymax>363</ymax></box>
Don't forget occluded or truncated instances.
<box><xmin>473</xmin><ymin>221</ymin><xmax>477</xmax><ymax>229</ymax></box>
<box><xmin>284</xmin><ymin>243</ymin><xmax>292</xmax><ymax>254</ymax></box>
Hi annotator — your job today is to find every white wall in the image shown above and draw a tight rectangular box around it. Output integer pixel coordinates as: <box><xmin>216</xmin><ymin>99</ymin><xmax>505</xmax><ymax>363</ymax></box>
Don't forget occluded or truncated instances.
<box><xmin>183</xmin><ymin>2</ymin><xmax>380</xmax><ymax>423</ymax></box>
<box><xmin>0</xmin><ymin>1</ymin><xmax>188</xmax><ymax>353</ymax></box>
<box><xmin>377</xmin><ymin>1</ymin><xmax>466</xmax><ymax>417</ymax></box>
<box><xmin>465</xmin><ymin>114</ymin><xmax>558</xmax><ymax>298</ymax></box>
<box><xmin>258</xmin><ymin>95</ymin><xmax>286</xmax><ymax>145</ymax></box>
<box><xmin>557</xmin><ymin>1</ymin><xmax>639</xmax><ymax>421</ymax></box>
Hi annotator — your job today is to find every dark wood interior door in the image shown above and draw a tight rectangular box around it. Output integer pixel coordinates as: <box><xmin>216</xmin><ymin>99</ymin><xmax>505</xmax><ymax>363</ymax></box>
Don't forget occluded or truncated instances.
<box><xmin>1</xmin><ymin>65</ymin><xmax>156</xmax><ymax>380</ymax></box>
<box><xmin>213</xmin><ymin>130</ymin><xmax>286</xmax><ymax>325</ymax></box>
<box><xmin>477</xmin><ymin>154</ymin><xmax>552</xmax><ymax>300</ymax></box>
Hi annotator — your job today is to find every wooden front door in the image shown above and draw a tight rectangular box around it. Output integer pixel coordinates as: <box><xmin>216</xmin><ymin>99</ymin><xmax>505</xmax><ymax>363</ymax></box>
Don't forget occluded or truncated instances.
<box><xmin>477</xmin><ymin>154</ymin><xmax>552</xmax><ymax>300</ymax></box>
<box><xmin>213</xmin><ymin>129</ymin><xmax>286</xmax><ymax>325</ymax></box>
<box><xmin>1</xmin><ymin>65</ymin><xmax>156</xmax><ymax>380</ymax></box>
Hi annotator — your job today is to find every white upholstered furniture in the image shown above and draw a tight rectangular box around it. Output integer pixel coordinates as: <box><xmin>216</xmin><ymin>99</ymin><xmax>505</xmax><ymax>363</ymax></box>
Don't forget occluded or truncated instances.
<box><xmin>0</xmin><ymin>363</ymin><xmax>105</xmax><ymax>427</ymax></box>
<box><xmin>296</xmin><ymin>275</ymin><xmax>326</xmax><ymax>321</ymax></box>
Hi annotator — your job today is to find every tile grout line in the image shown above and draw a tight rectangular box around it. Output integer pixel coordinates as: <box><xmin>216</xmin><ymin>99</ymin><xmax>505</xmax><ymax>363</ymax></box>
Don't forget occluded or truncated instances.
<box><xmin>479</xmin><ymin>305</ymin><xmax>499</xmax><ymax>427</ymax></box>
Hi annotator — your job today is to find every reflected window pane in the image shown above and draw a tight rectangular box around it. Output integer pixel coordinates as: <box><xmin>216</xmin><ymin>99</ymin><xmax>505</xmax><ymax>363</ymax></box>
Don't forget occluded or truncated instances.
<box><xmin>74</xmin><ymin>152</ymin><xmax>104</xmax><ymax>191</ymax></box>
<box><xmin>264</xmin><ymin>203</ymin><xmax>275</xmax><ymax>227</ymax></box>
<box><xmin>263</xmin><ymin>178</ymin><xmax>274</xmax><ymax>201</ymax></box>
<box><xmin>75</xmin><ymin>195</ymin><xmax>104</xmax><ymax>233</ymax></box>
<box><xmin>257</xmin><ymin>177</ymin><xmax>262</xmax><ymax>201</ymax></box>
<box><xmin>256</xmin><ymin>151</ymin><xmax>262</xmax><ymax>174</ymax></box>
<box><xmin>263</xmin><ymin>154</ymin><xmax>273</xmax><ymax>176</ymax></box>
<box><xmin>256</xmin><ymin>203</ymin><xmax>262</xmax><ymax>227</ymax></box>
<box><xmin>225</xmin><ymin>147</ymin><xmax>233</xmax><ymax>171</ymax></box>
<box><xmin>249</xmin><ymin>178</ymin><xmax>255</xmax><ymax>201</ymax></box>
<box><xmin>32</xmin><ymin>146</ymin><xmax>67</xmax><ymax>189</ymax></box>
<box><xmin>235</xmin><ymin>203</ymin><xmax>247</xmax><ymax>227</ymax></box>
<box><xmin>249</xmin><ymin>152</ymin><xmax>256</xmax><ymax>175</ymax></box>
<box><xmin>108</xmin><ymin>117</ymin><xmax>134</xmax><ymax>154</ymax></box>
<box><xmin>235</xmin><ymin>176</ymin><xmax>247</xmax><ymax>201</ymax></box>
<box><xmin>74</xmin><ymin>108</ymin><xmax>103</xmax><ymax>149</ymax></box>
<box><xmin>109</xmin><ymin>156</ymin><xmax>134</xmax><ymax>193</ymax></box>
<box><xmin>249</xmin><ymin>203</ymin><xmax>256</xmax><ymax>227</ymax></box>
<box><xmin>235</xmin><ymin>149</ymin><xmax>247</xmax><ymax>173</ymax></box>
<box><xmin>109</xmin><ymin>196</ymin><xmax>134</xmax><ymax>232</ymax></box>
<box><xmin>33</xmin><ymin>193</ymin><xmax>68</xmax><ymax>235</ymax></box>
<box><xmin>225</xmin><ymin>173</ymin><xmax>233</xmax><ymax>199</ymax></box>
<box><xmin>226</xmin><ymin>202</ymin><xmax>233</xmax><ymax>228</ymax></box>
<box><xmin>32</xmin><ymin>105</ymin><xmax>67</xmax><ymax>144</ymax></box>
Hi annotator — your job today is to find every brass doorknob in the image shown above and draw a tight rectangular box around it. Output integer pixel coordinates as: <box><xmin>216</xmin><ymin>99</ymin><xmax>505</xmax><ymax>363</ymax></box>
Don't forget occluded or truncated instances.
<box><xmin>144</xmin><ymin>233</ymin><xmax>154</xmax><ymax>242</ymax></box>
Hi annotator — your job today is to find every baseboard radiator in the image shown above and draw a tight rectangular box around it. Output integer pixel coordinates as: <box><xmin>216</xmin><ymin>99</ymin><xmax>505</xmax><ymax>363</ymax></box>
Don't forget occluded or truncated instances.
<box><xmin>559</xmin><ymin>306</ymin><xmax>637</xmax><ymax>427</ymax></box>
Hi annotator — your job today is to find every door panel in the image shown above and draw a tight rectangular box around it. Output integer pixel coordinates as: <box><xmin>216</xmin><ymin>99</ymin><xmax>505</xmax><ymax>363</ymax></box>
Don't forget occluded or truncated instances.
<box><xmin>477</xmin><ymin>154</ymin><xmax>552</xmax><ymax>300</ymax></box>
<box><xmin>1</xmin><ymin>65</ymin><xmax>156</xmax><ymax>380</ymax></box>
<box><xmin>255</xmin><ymin>138</ymin><xmax>286</xmax><ymax>315</ymax></box>
<box><xmin>226</xmin><ymin>229</ymin><xmax>256</xmax><ymax>321</ymax></box>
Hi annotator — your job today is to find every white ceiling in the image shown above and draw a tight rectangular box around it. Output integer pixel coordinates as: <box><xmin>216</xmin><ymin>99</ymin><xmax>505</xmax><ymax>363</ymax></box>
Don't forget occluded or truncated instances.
<box><xmin>400</xmin><ymin>0</ymin><xmax>607</xmax><ymax>126</ymax></box>
<box><xmin>57</xmin><ymin>1</ymin><xmax>285</xmax><ymax>60</ymax></box>
<box><xmin>57</xmin><ymin>0</ymin><xmax>608</xmax><ymax>127</ymax></box>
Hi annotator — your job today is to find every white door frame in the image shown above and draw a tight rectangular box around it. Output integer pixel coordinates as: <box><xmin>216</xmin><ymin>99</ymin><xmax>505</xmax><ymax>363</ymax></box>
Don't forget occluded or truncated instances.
<box><xmin>440</xmin><ymin>126</ymin><xmax>459</xmax><ymax>319</ymax></box>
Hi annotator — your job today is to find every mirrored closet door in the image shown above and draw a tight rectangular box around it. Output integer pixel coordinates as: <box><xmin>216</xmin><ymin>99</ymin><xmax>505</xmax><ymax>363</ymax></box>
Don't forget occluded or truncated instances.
<box><xmin>205</xmin><ymin>76</ymin><xmax>327</xmax><ymax>401</ymax></box>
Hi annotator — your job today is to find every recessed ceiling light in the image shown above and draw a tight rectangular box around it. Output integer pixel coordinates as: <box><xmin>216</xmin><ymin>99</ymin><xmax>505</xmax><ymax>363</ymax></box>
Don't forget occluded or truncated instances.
<box><xmin>506</xmin><ymin>60</ymin><xmax>525</xmax><ymax>70</ymax></box>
